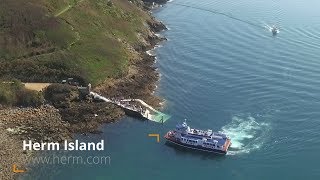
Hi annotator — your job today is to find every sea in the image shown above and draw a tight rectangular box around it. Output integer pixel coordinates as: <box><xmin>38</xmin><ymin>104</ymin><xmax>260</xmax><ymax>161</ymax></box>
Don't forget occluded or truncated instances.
<box><xmin>22</xmin><ymin>0</ymin><xmax>320</xmax><ymax>179</ymax></box>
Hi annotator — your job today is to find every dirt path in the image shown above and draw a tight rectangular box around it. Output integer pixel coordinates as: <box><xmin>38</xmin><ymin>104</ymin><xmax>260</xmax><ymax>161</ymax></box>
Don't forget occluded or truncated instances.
<box><xmin>23</xmin><ymin>83</ymin><xmax>51</xmax><ymax>91</ymax></box>
<box><xmin>54</xmin><ymin>0</ymin><xmax>85</xmax><ymax>17</ymax></box>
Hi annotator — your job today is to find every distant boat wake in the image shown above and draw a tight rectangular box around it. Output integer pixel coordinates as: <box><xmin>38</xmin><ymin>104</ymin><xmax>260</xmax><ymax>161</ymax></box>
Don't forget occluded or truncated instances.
<box><xmin>170</xmin><ymin>2</ymin><xmax>268</xmax><ymax>30</ymax></box>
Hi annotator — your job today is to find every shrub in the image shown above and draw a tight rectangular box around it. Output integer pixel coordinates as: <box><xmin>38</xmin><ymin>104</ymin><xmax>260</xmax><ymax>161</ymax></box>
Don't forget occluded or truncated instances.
<box><xmin>16</xmin><ymin>89</ymin><xmax>44</xmax><ymax>107</ymax></box>
<box><xmin>44</xmin><ymin>83</ymin><xmax>79</xmax><ymax>108</ymax></box>
<box><xmin>0</xmin><ymin>87</ymin><xmax>15</xmax><ymax>106</ymax></box>
<box><xmin>0</xmin><ymin>80</ymin><xmax>44</xmax><ymax>107</ymax></box>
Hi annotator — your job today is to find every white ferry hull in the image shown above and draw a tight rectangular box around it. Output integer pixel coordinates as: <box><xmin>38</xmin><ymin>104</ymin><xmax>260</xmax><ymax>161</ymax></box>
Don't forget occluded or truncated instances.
<box><xmin>165</xmin><ymin>138</ymin><xmax>227</xmax><ymax>154</ymax></box>
<box><xmin>164</xmin><ymin>134</ymin><xmax>230</xmax><ymax>155</ymax></box>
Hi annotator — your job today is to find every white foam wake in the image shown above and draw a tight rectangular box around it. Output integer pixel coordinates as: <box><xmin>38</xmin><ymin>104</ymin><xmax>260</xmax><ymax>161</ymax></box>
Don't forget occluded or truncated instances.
<box><xmin>221</xmin><ymin>114</ymin><xmax>271</xmax><ymax>155</ymax></box>
<box><xmin>263</xmin><ymin>23</ymin><xmax>281</xmax><ymax>34</ymax></box>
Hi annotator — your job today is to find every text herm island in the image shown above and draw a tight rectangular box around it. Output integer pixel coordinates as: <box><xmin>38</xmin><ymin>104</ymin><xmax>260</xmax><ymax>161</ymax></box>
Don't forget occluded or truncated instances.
<box><xmin>23</xmin><ymin>140</ymin><xmax>105</xmax><ymax>151</ymax></box>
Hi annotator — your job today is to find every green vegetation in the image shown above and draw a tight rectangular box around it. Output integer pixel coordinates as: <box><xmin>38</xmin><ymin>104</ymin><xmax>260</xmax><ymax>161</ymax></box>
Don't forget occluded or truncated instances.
<box><xmin>0</xmin><ymin>80</ymin><xmax>44</xmax><ymax>107</ymax></box>
<box><xmin>0</xmin><ymin>0</ymin><xmax>152</xmax><ymax>85</ymax></box>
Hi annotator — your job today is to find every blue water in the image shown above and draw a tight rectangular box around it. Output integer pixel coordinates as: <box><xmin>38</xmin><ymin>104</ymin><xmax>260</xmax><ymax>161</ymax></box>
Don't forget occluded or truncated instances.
<box><xmin>24</xmin><ymin>0</ymin><xmax>320</xmax><ymax>179</ymax></box>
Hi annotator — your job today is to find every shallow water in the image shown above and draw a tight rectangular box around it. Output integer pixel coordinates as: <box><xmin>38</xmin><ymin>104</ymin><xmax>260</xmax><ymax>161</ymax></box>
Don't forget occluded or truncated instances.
<box><xmin>23</xmin><ymin>0</ymin><xmax>320</xmax><ymax>179</ymax></box>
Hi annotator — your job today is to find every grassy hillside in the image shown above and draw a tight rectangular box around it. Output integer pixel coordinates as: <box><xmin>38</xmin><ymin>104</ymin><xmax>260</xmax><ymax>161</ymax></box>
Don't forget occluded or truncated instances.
<box><xmin>0</xmin><ymin>0</ymin><xmax>153</xmax><ymax>85</ymax></box>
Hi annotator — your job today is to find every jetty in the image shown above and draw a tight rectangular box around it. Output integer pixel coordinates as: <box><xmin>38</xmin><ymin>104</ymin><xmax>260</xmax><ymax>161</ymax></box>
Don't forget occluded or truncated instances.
<box><xmin>89</xmin><ymin>92</ymin><xmax>170</xmax><ymax>123</ymax></box>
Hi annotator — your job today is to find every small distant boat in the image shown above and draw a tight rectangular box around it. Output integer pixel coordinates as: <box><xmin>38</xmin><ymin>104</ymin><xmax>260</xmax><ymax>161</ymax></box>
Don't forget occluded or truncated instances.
<box><xmin>164</xmin><ymin>121</ymin><xmax>231</xmax><ymax>155</ymax></box>
<box><xmin>271</xmin><ymin>25</ymin><xmax>279</xmax><ymax>35</ymax></box>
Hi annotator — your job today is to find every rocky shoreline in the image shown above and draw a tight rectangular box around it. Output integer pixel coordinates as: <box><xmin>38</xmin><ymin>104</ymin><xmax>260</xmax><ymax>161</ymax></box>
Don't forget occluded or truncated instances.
<box><xmin>0</xmin><ymin>106</ymin><xmax>71</xmax><ymax>180</ymax></box>
<box><xmin>0</xmin><ymin>1</ymin><xmax>168</xmax><ymax>179</ymax></box>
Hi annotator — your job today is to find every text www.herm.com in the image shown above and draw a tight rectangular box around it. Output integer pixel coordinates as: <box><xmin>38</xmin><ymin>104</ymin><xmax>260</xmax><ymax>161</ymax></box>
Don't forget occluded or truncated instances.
<box><xmin>25</xmin><ymin>155</ymin><xmax>111</xmax><ymax>166</ymax></box>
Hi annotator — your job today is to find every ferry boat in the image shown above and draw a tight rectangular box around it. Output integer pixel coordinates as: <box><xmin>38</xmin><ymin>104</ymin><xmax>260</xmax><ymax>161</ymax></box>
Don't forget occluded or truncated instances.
<box><xmin>164</xmin><ymin>121</ymin><xmax>231</xmax><ymax>154</ymax></box>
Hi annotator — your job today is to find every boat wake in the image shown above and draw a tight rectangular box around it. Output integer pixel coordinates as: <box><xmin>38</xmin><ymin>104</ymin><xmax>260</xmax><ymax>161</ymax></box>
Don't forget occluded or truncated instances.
<box><xmin>170</xmin><ymin>2</ymin><xmax>265</xmax><ymax>30</ymax></box>
<box><xmin>221</xmin><ymin>114</ymin><xmax>271</xmax><ymax>155</ymax></box>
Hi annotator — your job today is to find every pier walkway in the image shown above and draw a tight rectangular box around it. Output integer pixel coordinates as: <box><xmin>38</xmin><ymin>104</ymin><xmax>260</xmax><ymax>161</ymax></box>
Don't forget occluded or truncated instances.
<box><xmin>90</xmin><ymin>92</ymin><xmax>170</xmax><ymax>123</ymax></box>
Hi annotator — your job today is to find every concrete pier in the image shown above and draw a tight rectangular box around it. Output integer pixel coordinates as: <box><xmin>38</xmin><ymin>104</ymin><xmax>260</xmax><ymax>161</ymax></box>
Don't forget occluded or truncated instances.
<box><xmin>90</xmin><ymin>92</ymin><xmax>171</xmax><ymax>123</ymax></box>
